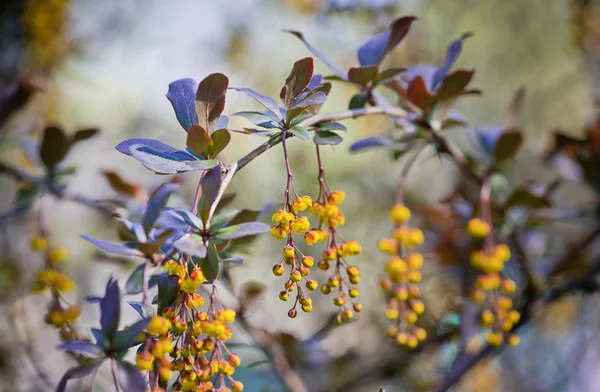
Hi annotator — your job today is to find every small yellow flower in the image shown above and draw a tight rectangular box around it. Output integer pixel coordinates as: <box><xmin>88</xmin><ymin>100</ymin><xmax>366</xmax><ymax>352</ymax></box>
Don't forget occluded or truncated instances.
<box><xmin>493</xmin><ymin>244</ymin><xmax>511</xmax><ymax>262</ymax></box>
<box><xmin>186</xmin><ymin>293</ymin><xmax>205</xmax><ymax>309</ymax></box>
<box><xmin>328</xmin><ymin>190</ymin><xmax>346</xmax><ymax>206</ymax></box>
<box><xmin>467</xmin><ymin>218</ymin><xmax>490</xmax><ymax>239</ymax></box>
<box><xmin>301</xmin><ymin>256</ymin><xmax>314</xmax><ymax>268</ymax></box>
<box><xmin>282</xmin><ymin>245</ymin><xmax>295</xmax><ymax>259</ymax></box>
<box><xmin>147</xmin><ymin>316</ymin><xmax>172</xmax><ymax>337</ymax></box>
<box><xmin>270</xmin><ymin>225</ymin><xmax>288</xmax><ymax>239</ymax></box>
<box><xmin>30</xmin><ymin>236</ymin><xmax>48</xmax><ymax>252</ymax></box>
<box><xmin>292</xmin><ymin>196</ymin><xmax>312</xmax><ymax>214</ymax></box>
<box><xmin>272</xmin><ymin>209</ymin><xmax>295</xmax><ymax>227</ymax></box>
<box><xmin>291</xmin><ymin>216</ymin><xmax>310</xmax><ymax>235</ymax></box>
<box><xmin>377</xmin><ymin>238</ymin><xmax>398</xmax><ymax>255</ymax></box>
<box><xmin>406</xmin><ymin>253</ymin><xmax>423</xmax><ymax>269</ymax></box>
<box><xmin>389</xmin><ymin>204</ymin><xmax>411</xmax><ymax>224</ymax></box>
<box><xmin>507</xmin><ymin>334</ymin><xmax>520</xmax><ymax>346</ymax></box>
<box><xmin>152</xmin><ymin>338</ymin><xmax>174</xmax><ymax>358</ymax></box>
<box><xmin>136</xmin><ymin>351</ymin><xmax>154</xmax><ymax>371</ymax></box>
<box><xmin>232</xmin><ymin>380</ymin><xmax>245</xmax><ymax>392</ymax></box>
<box><xmin>385</xmin><ymin>256</ymin><xmax>407</xmax><ymax>277</ymax></box>
<box><xmin>48</xmin><ymin>246</ymin><xmax>68</xmax><ymax>265</ymax></box>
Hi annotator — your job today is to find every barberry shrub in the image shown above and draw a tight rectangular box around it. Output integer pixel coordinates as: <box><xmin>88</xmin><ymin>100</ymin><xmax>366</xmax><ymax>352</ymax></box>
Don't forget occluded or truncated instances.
<box><xmin>2</xmin><ymin>12</ymin><xmax>600</xmax><ymax>392</ymax></box>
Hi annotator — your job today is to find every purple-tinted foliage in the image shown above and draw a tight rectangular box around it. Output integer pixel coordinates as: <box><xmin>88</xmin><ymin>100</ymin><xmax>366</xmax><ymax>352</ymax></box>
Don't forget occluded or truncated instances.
<box><xmin>167</xmin><ymin>208</ymin><xmax>204</xmax><ymax>231</ymax></box>
<box><xmin>100</xmin><ymin>278</ymin><xmax>121</xmax><ymax>340</ymax></box>
<box><xmin>116</xmin><ymin>138</ymin><xmax>196</xmax><ymax>160</ymax></box>
<box><xmin>114</xmin><ymin>318</ymin><xmax>151</xmax><ymax>352</ymax></box>
<box><xmin>142</xmin><ymin>183</ymin><xmax>179</xmax><ymax>233</ymax></box>
<box><xmin>173</xmin><ymin>233</ymin><xmax>207</xmax><ymax>258</ymax></box>
<box><xmin>55</xmin><ymin>358</ymin><xmax>103</xmax><ymax>392</ymax></box>
<box><xmin>475</xmin><ymin>124</ymin><xmax>503</xmax><ymax>156</ymax></box>
<box><xmin>213</xmin><ymin>222</ymin><xmax>271</xmax><ymax>240</ymax></box>
<box><xmin>400</xmin><ymin>64</ymin><xmax>437</xmax><ymax>92</ymax></box>
<box><xmin>166</xmin><ymin>77</ymin><xmax>198</xmax><ymax>131</ymax></box>
<box><xmin>431</xmin><ymin>33</ymin><xmax>472</xmax><ymax>90</ymax></box>
<box><xmin>117</xmin><ymin>361</ymin><xmax>147</xmax><ymax>392</ymax></box>
<box><xmin>307</xmin><ymin>74</ymin><xmax>323</xmax><ymax>90</ymax></box>
<box><xmin>197</xmin><ymin>167</ymin><xmax>222</xmax><ymax>224</ymax></box>
<box><xmin>81</xmin><ymin>235</ymin><xmax>144</xmax><ymax>257</ymax></box>
<box><xmin>57</xmin><ymin>341</ymin><xmax>104</xmax><ymax>357</ymax></box>
<box><xmin>230</xmin><ymin>87</ymin><xmax>282</xmax><ymax>120</ymax></box>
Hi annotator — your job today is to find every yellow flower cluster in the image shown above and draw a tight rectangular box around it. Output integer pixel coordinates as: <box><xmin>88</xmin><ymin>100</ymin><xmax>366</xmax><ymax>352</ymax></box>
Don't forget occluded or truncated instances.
<box><xmin>44</xmin><ymin>305</ymin><xmax>80</xmax><ymax>328</ymax></box>
<box><xmin>467</xmin><ymin>218</ymin><xmax>520</xmax><ymax>347</ymax></box>
<box><xmin>137</xmin><ymin>297</ymin><xmax>243</xmax><ymax>391</ymax></box>
<box><xmin>379</xmin><ymin>204</ymin><xmax>426</xmax><ymax>348</ymax></box>
<box><xmin>31</xmin><ymin>268</ymin><xmax>75</xmax><ymax>293</ymax></box>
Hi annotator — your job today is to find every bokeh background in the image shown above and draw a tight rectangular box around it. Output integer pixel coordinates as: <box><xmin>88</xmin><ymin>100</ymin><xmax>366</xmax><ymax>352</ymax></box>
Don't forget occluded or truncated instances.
<box><xmin>2</xmin><ymin>0</ymin><xmax>600</xmax><ymax>391</ymax></box>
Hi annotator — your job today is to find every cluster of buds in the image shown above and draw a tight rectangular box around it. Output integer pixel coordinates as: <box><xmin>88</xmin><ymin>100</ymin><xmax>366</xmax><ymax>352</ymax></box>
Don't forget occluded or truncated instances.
<box><xmin>29</xmin><ymin>236</ymin><xmax>80</xmax><ymax>338</ymax></box>
<box><xmin>467</xmin><ymin>218</ymin><xmax>520</xmax><ymax>347</ymax></box>
<box><xmin>378</xmin><ymin>204</ymin><xmax>427</xmax><ymax>348</ymax></box>
<box><xmin>135</xmin><ymin>257</ymin><xmax>244</xmax><ymax>391</ymax></box>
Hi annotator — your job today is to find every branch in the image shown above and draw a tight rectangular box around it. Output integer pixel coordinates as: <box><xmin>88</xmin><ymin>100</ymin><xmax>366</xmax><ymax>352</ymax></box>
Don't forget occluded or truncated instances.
<box><xmin>233</xmin><ymin>106</ymin><xmax>408</xmax><ymax>174</ymax></box>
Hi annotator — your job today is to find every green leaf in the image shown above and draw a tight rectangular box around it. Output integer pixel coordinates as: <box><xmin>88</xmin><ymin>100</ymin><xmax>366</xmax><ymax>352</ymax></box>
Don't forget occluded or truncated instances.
<box><xmin>157</xmin><ymin>275</ymin><xmax>179</xmax><ymax>314</ymax></box>
<box><xmin>313</xmin><ymin>130</ymin><xmax>343</xmax><ymax>145</ymax></box>
<box><xmin>40</xmin><ymin>126</ymin><xmax>70</xmax><ymax>169</ymax></box>
<box><xmin>347</xmin><ymin>66</ymin><xmax>379</xmax><ymax>86</ymax></box>
<box><xmin>201</xmin><ymin>244</ymin><xmax>220</xmax><ymax>283</ymax></box>
<box><xmin>208</xmin><ymin>129</ymin><xmax>231</xmax><ymax>158</ymax></box>
<box><xmin>493</xmin><ymin>130</ymin><xmax>523</xmax><ymax>163</ymax></box>
<box><xmin>373</xmin><ymin>67</ymin><xmax>406</xmax><ymax>84</ymax></box>
<box><xmin>210</xmin><ymin>209</ymin><xmax>241</xmax><ymax>232</ymax></box>
<box><xmin>288</xmin><ymin>125</ymin><xmax>311</xmax><ymax>141</ymax></box>
<box><xmin>504</xmin><ymin>188</ymin><xmax>551</xmax><ymax>209</ymax></box>
<box><xmin>348</xmin><ymin>93</ymin><xmax>368</xmax><ymax>109</ymax></box>
<box><xmin>213</xmin><ymin>222</ymin><xmax>270</xmax><ymax>240</ymax></box>
<box><xmin>437</xmin><ymin>312</ymin><xmax>461</xmax><ymax>335</ymax></box>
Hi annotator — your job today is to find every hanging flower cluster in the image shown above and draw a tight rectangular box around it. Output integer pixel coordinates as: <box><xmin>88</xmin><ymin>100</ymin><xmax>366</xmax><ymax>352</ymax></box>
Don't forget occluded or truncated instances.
<box><xmin>134</xmin><ymin>256</ymin><xmax>244</xmax><ymax>392</ymax></box>
<box><xmin>467</xmin><ymin>218</ymin><xmax>520</xmax><ymax>347</ymax></box>
<box><xmin>378</xmin><ymin>204</ymin><xmax>427</xmax><ymax>348</ymax></box>
<box><xmin>270</xmin><ymin>145</ymin><xmax>362</xmax><ymax>322</ymax></box>
<box><xmin>29</xmin><ymin>235</ymin><xmax>80</xmax><ymax>340</ymax></box>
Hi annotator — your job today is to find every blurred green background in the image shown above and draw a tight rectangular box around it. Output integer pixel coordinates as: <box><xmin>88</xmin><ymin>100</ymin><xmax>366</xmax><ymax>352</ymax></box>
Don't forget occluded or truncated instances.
<box><xmin>1</xmin><ymin>0</ymin><xmax>600</xmax><ymax>391</ymax></box>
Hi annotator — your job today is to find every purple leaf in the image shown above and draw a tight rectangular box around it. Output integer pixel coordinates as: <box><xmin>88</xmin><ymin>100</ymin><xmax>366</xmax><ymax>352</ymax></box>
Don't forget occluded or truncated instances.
<box><xmin>307</xmin><ymin>74</ymin><xmax>323</xmax><ymax>89</ymax></box>
<box><xmin>349</xmin><ymin>136</ymin><xmax>393</xmax><ymax>152</ymax></box>
<box><xmin>129</xmin><ymin>145</ymin><xmax>218</xmax><ymax>175</ymax></box>
<box><xmin>292</xmin><ymin>91</ymin><xmax>327</xmax><ymax>109</ymax></box>
<box><xmin>143</xmin><ymin>183</ymin><xmax>180</xmax><ymax>233</ymax></box>
<box><xmin>81</xmin><ymin>235</ymin><xmax>144</xmax><ymax>257</ymax></box>
<box><xmin>213</xmin><ymin>222</ymin><xmax>270</xmax><ymax>240</ymax></box>
<box><xmin>232</xmin><ymin>111</ymin><xmax>280</xmax><ymax>128</ymax></box>
<box><xmin>431</xmin><ymin>33</ymin><xmax>473</xmax><ymax>90</ymax></box>
<box><xmin>357</xmin><ymin>16</ymin><xmax>418</xmax><ymax>66</ymax></box>
<box><xmin>285</xmin><ymin>31</ymin><xmax>346</xmax><ymax>79</ymax></box>
<box><xmin>91</xmin><ymin>328</ymin><xmax>106</xmax><ymax>348</ymax></box>
<box><xmin>100</xmin><ymin>278</ymin><xmax>121</xmax><ymax>340</ymax></box>
<box><xmin>475</xmin><ymin>125</ymin><xmax>503</xmax><ymax>156</ymax></box>
<box><xmin>282</xmin><ymin>57</ymin><xmax>314</xmax><ymax>108</ymax></box>
<box><xmin>56</xmin><ymin>359</ymin><xmax>103</xmax><ymax>392</ymax></box>
<box><xmin>115</xmin><ymin>138</ymin><xmax>196</xmax><ymax>160</ymax></box>
<box><xmin>57</xmin><ymin>341</ymin><xmax>104</xmax><ymax>357</ymax></box>
<box><xmin>216</xmin><ymin>114</ymin><xmax>229</xmax><ymax>130</ymax></box>
<box><xmin>221</xmin><ymin>256</ymin><xmax>244</xmax><ymax>263</ymax></box>
<box><xmin>117</xmin><ymin>361</ymin><xmax>147</xmax><ymax>392</ymax></box>
<box><xmin>167</xmin><ymin>208</ymin><xmax>204</xmax><ymax>230</ymax></box>
<box><xmin>128</xmin><ymin>302</ymin><xmax>157</xmax><ymax>318</ymax></box>
<box><xmin>114</xmin><ymin>318</ymin><xmax>150</xmax><ymax>352</ymax></box>
<box><xmin>173</xmin><ymin>233</ymin><xmax>208</xmax><ymax>258</ymax></box>
<box><xmin>86</xmin><ymin>296</ymin><xmax>102</xmax><ymax>303</ymax></box>
<box><xmin>166</xmin><ymin>78</ymin><xmax>198</xmax><ymax>131</ymax></box>
<box><xmin>230</xmin><ymin>87</ymin><xmax>282</xmax><ymax>119</ymax></box>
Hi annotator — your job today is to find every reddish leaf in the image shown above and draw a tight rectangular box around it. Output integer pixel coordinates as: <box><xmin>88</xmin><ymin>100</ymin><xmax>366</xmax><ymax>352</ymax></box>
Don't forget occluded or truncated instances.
<box><xmin>385</xmin><ymin>16</ymin><xmax>419</xmax><ymax>56</ymax></box>
<box><xmin>186</xmin><ymin>124</ymin><xmax>212</xmax><ymax>157</ymax></box>
<box><xmin>195</xmin><ymin>73</ymin><xmax>229</xmax><ymax>133</ymax></box>
<box><xmin>494</xmin><ymin>130</ymin><xmax>524</xmax><ymax>163</ymax></box>
<box><xmin>407</xmin><ymin>76</ymin><xmax>434</xmax><ymax>109</ymax></box>
<box><xmin>282</xmin><ymin>57</ymin><xmax>314</xmax><ymax>108</ymax></box>
<box><xmin>434</xmin><ymin>69</ymin><xmax>475</xmax><ymax>102</ymax></box>
<box><xmin>102</xmin><ymin>171</ymin><xmax>142</xmax><ymax>198</ymax></box>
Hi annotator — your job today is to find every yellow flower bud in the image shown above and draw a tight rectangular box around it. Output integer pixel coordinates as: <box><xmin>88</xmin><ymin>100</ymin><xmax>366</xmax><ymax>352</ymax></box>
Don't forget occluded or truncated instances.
<box><xmin>389</xmin><ymin>204</ymin><xmax>411</xmax><ymax>224</ymax></box>
<box><xmin>467</xmin><ymin>218</ymin><xmax>490</xmax><ymax>239</ymax></box>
